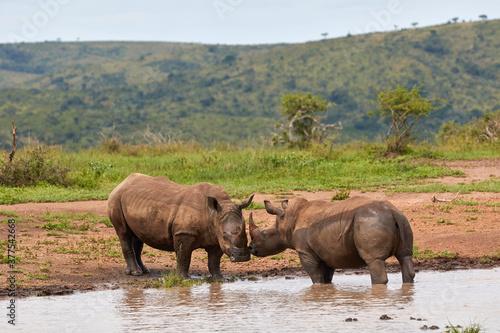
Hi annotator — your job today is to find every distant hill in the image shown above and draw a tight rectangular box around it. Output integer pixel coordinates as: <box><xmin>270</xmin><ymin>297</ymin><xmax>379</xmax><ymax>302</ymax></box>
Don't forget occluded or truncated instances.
<box><xmin>1</xmin><ymin>19</ymin><xmax>499</xmax><ymax>149</ymax></box>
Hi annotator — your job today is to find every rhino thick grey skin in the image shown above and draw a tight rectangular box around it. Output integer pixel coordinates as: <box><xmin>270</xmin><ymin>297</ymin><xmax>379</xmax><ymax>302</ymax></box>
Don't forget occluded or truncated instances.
<box><xmin>108</xmin><ymin>173</ymin><xmax>254</xmax><ymax>280</ymax></box>
<box><xmin>249</xmin><ymin>196</ymin><xmax>415</xmax><ymax>284</ymax></box>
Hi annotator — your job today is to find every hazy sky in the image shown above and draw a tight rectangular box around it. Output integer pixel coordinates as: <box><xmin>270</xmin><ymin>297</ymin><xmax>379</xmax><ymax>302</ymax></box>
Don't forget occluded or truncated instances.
<box><xmin>0</xmin><ymin>0</ymin><xmax>498</xmax><ymax>45</ymax></box>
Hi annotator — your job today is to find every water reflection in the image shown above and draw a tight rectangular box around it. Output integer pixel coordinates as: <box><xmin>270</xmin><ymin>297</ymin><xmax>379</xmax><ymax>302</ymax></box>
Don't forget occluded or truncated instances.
<box><xmin>301</xmin><ymin>282</ymin><xmax>414</xmax><ymax>307</ymax></box>
<box><xmin>3</xmin><ymin>269</ymin><xmax>499</xmax><ymax>333</ymax></box>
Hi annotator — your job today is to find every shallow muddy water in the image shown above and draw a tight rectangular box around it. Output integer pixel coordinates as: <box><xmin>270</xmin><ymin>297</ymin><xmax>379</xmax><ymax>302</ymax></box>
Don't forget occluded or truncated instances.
<box><xmin>3</xmin><ymin>268</ymin><xmax>499</xmax><ymax>332</ymax></box>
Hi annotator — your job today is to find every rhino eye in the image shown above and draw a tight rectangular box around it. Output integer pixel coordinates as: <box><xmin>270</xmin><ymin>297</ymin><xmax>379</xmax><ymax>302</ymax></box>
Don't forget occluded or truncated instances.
<box><xmin>261</xmin><ymin>230</ymin><xmax>268</xmax><ymax>239</ymax></box>
<box><xmin>223</xmin><ymin>232</ymin><xmax>229</xmax><ymax>240</ymax></box>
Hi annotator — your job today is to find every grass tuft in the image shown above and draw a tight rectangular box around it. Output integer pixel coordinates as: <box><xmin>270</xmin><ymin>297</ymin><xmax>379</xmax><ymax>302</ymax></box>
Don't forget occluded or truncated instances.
<box><xmin>446</xmin><ymin>320</ymin><xmax>484</xmax><ymax>333</ymax></box>
<box><xmin>413</xmin><ymin>245</ymin><xmax>456</xmax><ymax>259</ymax></box>
<box><xmin>159</xmin><ymin>271</ymin><xmax>209</xmax><ymax>288</ymax></box>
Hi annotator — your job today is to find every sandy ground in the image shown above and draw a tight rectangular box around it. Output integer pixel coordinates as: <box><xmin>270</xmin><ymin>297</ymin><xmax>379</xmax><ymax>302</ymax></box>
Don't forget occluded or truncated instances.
<box><xmin>1</xmin><ymin>159</ymin><xmax>499</xmax><ymax>297</ymax></box>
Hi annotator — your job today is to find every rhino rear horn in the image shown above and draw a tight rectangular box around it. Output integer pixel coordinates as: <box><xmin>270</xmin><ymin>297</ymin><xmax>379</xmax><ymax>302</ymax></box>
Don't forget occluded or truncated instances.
<box><xmin>248</xmin><ymin>212</ymin><xmax>258</xmax><ymax>235</ymax></box>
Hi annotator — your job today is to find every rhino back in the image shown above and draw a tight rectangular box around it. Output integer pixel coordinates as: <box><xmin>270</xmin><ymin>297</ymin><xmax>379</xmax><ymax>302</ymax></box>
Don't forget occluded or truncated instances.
<box><xmin>289</xmin><ymin>197</ymin><xmax>389</xmax><ymax>268</ymax></box>
<box><xmin>290</xmin><ymin>199</ymin><xmax>365</xmax><ymax>267</ymax></box>
<box><xmin>109</xmin><ymin>174</ymin><xmax>221</xmax><ymax>250</ymax></box>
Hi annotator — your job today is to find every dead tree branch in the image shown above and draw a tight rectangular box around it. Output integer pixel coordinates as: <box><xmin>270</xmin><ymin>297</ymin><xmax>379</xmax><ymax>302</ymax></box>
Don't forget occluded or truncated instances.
<box><xmin>8</xmin><ymin>121</ymin><xmax>17</xmax><ymax>163</ymax></box>
<box><xmin>432</xmin><ymin>190</ymin><xmax>460</xmax><ymax>203</ymax></box>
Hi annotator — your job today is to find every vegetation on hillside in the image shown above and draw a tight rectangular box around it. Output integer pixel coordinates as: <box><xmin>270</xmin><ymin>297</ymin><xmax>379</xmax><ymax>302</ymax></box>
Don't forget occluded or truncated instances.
<box><xmin>1</xmin><ymin>19</ymin><xmax>500</xmax><ymax>148</ymax></box>
<box><xmin>1</xmin><ymin>111</ymin><xmax>499</xmax><ymax>204</ymax></box>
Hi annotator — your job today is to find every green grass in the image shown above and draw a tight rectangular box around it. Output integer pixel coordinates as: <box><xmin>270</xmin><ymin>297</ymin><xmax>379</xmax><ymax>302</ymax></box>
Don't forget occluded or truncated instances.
<box><xmin>158</xmin><ymin>271</ymin><xmax>209</xmax><ymax>288</ymax></box>
<box><xmin>413</xmin><ymin>245</ymin><xmax>456</xmax><ymax>259</ymax></box>
<box><xmin>393</xmin><ymin>179</ymin><xmax>500</xmax><ymax>194</ymax></box>
<box><xmin>246</xmin><ymin>202</ymin><xmax>266</xmax><ymax>210</ymax></box>
<box><xmin>52</xmin><ymin>248</ymin><xmax>90</xmax><ymax>254</ymax></box>
<box><xmin>38</xmin><ymin>212</ymin><xmax>107</xmax><ymax>233</ymax></box>
<box><xmin>331</xmin><ymin>188</ymin><xmax>351</xmax><ymax>200</ymax></box>
<box><xmin>270</xmin><ymin>253</ymin><xmax>286</xmax><ymax>260</ymax></box>
<box><xmin>26</xmin><ymin>273</ymin><xmax>50</xmax><ymax>281</ymax></box>
<box><xmin>1</xmin><ymin>143</ymin><xmax>490</xmax><ymax>204</ymax></box>
<box><xmin>454</xmin><ymin>200</ymin><xmax>478</xmax><ymax>206</ymax></box>
<box><xmin>0</xmin><ymin>210</ymin><xmax>19</xmax><ymax>217</ymax></box>
<box><xmin>479</xmin><ymin>250</ymin><xmax>500</xmax><ymax>262</ymax></box>
<box><xmin>446</xmin><ymin>321</ymin><xmax>484</xmax><ymax>333</ymax></box>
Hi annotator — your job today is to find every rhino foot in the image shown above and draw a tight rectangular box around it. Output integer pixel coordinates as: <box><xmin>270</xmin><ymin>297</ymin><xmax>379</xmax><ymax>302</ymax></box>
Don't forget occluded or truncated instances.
<box><xmin>125</xmin><ymin>268</ymin><xmax>144</xmax><ymax>276</ymax></box>
<box><xmin>209</xmin><ymin>275</ymin><xmax>224</xmax><ymax>282</ymax></box>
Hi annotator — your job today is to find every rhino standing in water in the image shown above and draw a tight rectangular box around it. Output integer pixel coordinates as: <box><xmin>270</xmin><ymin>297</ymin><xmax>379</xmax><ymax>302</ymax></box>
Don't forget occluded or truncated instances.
<box><xmin>107</xmin><ymin>173</ymin><xmax>254</xmax><ymax>280</ymax></box>
<box><xmin>249</xmin><ymin>196</ymin><xmax>415</xmax><ymax>284</ymax></box>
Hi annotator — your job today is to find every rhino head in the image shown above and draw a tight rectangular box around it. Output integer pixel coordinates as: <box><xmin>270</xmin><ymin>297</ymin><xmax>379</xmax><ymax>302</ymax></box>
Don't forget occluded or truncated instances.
<box><xmin>248</xmin><ymin>200</ymin><xmax>289</xmax><ymax>257</ymax></box>
<box><xmin>208</xmin><ymin>194</ymin><xmax>254</xmax><ymax>262</ymax></box>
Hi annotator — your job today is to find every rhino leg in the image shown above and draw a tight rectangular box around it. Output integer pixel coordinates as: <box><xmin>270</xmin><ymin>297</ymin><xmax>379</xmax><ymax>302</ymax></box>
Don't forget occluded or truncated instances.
<box><xmin>395</xmin><ymin>233</ymin><xmax>415</xmax><ymax>283</ymax></box>
<box><xmin>206</xmin><ymin>246</ymin><xmax>224</xmax><ymax>281</ymax></box>
<box><xmin>322</xmin><ymin>265</ymin><xmax>335</xmax><ymax>284</ymax></box>
<box><xmin>132</xmin><ymin>237</ymin><xmax>150</xmax><ymax>274</ymax></box>
<box><xmin>396</xmin><ymin>255</ymin><xmax>415</xmax><ymax>283</ymax></box>
<box><xmin>109</xmin><ymin>202</ymin><xmax>143</xmax><ymax>275</ymax></box>
<box><xmin>117</xmin><ymin>231</ymin><xmax>144</xmax><ymax>276</ymax></box>
<box><xmin>365</xmin><ymin>259</ymin><xmax>389</xmax><ymax>285</ymax></box>
<box><xmin>298</xmin><ymin>252</ymin><xmax>332</xmax><ymax>284</ymax></box>
<box><xmin>174</xmin><ymin>237</ymin><xmax>195</xmax><ymax>279</ymax></box>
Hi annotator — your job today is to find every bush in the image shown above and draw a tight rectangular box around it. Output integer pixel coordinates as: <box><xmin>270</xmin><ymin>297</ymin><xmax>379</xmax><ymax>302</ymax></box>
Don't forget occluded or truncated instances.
<box><xmin>436</xmin><ymin>110</ymin><xmax>500</xmax><ymax>147</ymax></box>
<box><xmin>331</xmin><ymin>188</ymin><xmax>350</xmax><ymax>200</ymax></box>
<box><xmin>0</xmin><ymin>145</ymin><xmax>72</xmax><ymax>187</ymax></box>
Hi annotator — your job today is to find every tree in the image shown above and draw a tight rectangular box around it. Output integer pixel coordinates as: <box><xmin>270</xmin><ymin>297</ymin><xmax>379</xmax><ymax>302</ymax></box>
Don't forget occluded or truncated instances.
<box><xmin>452</xmin><ymin>17</ymin><xmax>459</xmax><ymax>23</ymax></box>
<box><xmin>479</xmin><ymin>14</ymin><xmax>487</xmax><ymax>21</ymax></box>
<box><xmin>273</xmin><ymin>93</ymin><xmax>342</xmax><ymax>148</ymax></box>
<box><xmin>372</xmin><ymin>85</ymin><xmax>445</xmax><ymax>156</ymax></box>
<box><xmin>411</xmin><ymin>22</ymin><xmax>418</xmax><ymax>28</ymax></box>
<box><xmin>321</xmin><ymin>32</ymin><xmax>328</xmax><ymax>39</ymax></box>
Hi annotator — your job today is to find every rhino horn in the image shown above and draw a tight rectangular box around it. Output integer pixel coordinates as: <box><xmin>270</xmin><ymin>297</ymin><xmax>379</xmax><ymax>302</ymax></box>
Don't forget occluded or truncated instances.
<box><xmin>248</xmin><ymin>212</ymin><xmax>258</xmax><ymax>235</ymax></box>
<box><xmin>238</xmin><ymin>214</ymin><xmax>247</xmax><ymax>238</ymax></box>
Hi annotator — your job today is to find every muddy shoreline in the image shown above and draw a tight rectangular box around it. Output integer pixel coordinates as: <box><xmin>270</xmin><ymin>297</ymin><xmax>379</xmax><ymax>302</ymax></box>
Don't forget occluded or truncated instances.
<box><xmin>4</xmin><ymin>256</ymin><xmax>500</xmax><ymax>298</ymax></box>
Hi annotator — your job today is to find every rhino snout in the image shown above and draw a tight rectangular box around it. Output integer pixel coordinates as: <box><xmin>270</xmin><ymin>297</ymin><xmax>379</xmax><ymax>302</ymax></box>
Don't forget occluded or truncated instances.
<box><xmin>248</xmin><ymin>244</ymin><xmax>256</xmax><ymax>256</ymax></box>
<box><xmin>229</xmin><ymin>248</ymin><xmax>251</xmax><ymax>262</ymax></box>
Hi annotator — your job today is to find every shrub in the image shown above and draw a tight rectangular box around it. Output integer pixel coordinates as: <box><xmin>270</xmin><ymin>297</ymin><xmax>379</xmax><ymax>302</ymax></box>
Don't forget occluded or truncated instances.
<box><xmin>436</xmin><ymin>110</ymin><xmax>500</xmax><ymax>147</ymax></box>
<box><xmin>0</xmin><ymin>145</ymin><xmax>72</xmax><ymax>187</ymax></box>
<box><xmin>331</xmin><ymin>188</ymin><xmax>350</xmax><ymax>200</ymax></box>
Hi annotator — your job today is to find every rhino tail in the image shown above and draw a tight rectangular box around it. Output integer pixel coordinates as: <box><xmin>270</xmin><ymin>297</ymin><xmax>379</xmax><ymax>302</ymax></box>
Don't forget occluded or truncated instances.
<box><xmin>337</xmin><ymin>215</ymin><xmax>355</xmax><ymax>245</ymax></box>
<box><xmin>393</xmin><ymin>210</ymin><xmax>413</xmax><ymax>255</ymax></box>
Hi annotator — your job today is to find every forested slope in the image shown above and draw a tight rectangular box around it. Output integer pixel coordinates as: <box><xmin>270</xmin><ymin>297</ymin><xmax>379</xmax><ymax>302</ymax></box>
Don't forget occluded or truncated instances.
<box><xmin>0</xmin><ymin>19</ymin><xmax>499</xmax><ymax>148</ymax></box>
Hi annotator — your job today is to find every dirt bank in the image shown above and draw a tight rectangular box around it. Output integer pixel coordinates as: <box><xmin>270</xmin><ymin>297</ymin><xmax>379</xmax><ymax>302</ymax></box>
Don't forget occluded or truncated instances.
<box><xmin>1</xmin><ymin>159</ymin><xmax>499</xmax><ymax>298</ymax></box>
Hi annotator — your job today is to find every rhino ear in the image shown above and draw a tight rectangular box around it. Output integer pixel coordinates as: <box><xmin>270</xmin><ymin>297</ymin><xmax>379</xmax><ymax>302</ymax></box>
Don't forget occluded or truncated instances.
<box><xmin>207</xmin><ymin>196</ymin><xmax>220</xmax><ymax>212</ymax></box>
<box><xmin>237</xmin><ymin>194</ymin><xmax>255</xmax><ymax>210</ymax></box>
<box><xmin>264</xmin><ymin>200</ymin><xmax>284</xmax><ymax>217</ymax></box>
<box><xmin>281</xmin><ymin>200</ymin><xmax>289</xmax><ymax>210</ymax></box>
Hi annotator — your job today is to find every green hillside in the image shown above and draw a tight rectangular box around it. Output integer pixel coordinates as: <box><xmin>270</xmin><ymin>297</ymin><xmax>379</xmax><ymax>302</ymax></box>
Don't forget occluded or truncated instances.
<box><xmin>1</xmin><ymin>19</ymin><xmax>499</xmax><ymax>149</ymax></box>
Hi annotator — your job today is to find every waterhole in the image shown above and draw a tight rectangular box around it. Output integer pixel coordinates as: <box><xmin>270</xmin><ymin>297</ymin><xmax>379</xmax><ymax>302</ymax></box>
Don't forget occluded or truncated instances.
<box><xmin>3</xmin><ymin>268</ymin><xmax>499</xmax><ymax>332</ymax></box>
